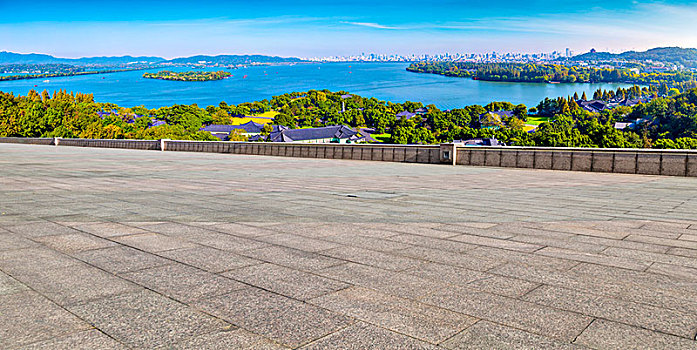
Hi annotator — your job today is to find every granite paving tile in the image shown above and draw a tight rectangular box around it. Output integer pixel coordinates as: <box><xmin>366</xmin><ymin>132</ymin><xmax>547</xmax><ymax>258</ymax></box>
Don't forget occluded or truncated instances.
<box><xmin>300</xmin><ymin>322</ymin><xmax>438</xmax><ymax>350</ymax></box>
<box><xmin>0</xmin><ymin>247</ymin><xmax>84</xmax><ymax>275</ymax></box>
<box><xmin>321</xmin><ymin>245</ymin><xmax>421</xmax><ymax>271</ymax></box>
<box><xmin>239</xmin><ymin>245</ymin><xmax>344</xmax><ymax>272</ymax></box>
<box><xmin>0</xmin><ymin>291</ymin><xmax>92</xmax><ymax>348</ymax></box>
<box><xmin>449</xmin><ymin>234</ymin><xmax>543</xmax><ymax>252</ymax></box>
<box><xmin>18</xmin><ymin>329</ymin><xmax>127</xmax><ymax>350</ymax></box>
<box><xmin>0</xmin><ymin>270</ymin><xmax>28</xmax><ymax>296</ymax></box>
<box><xmin>573</xmin><ymin>319</ymin><xmax>697</xmax><ymax>350</ymax></box>
<box><xmin>569</xmin><ymin>234</ymin><xmax>670</xmax><ymax>254</ymax></box>
<box><xmin>33</xmin><ymin>232</ymin><xmax>116</xmax><ymax>254</ymax></box>
<box><xmin>68</xmin><ymin>221</ymin><xmax>149</xmax><ymax>238</ymax></box>
<box><xmin>0</xmin><ymin>232</ymin><xmax>39</xmax><ymax>251</ymax></box>
<box><xmin>602</xmin><ymin>246</ymin><xmax>697</xmax><ymax>269</ymax></box>
<box><xmin>647</xmin><ymin>262</ymin><xmax>697</xmax><ymax>281</ymax></box>
<box><xmin>668</xmin><ymin>247</ymin><xmax>697</xmax><ymax>258</ymax></box>
<box><xmin>158</xmin><ymin>245</ymin><xmax>261</xmax><ymax>273</ymax></box>
<box><xmin>73</xmin><ymin>245</ymin><xmax>171</xmax><ymax>274</ymax></box>
<box><xmin>535</xmin><ymin>246</ymin><xmax>651</xmax><ymax>271</ymax></box>
<box><xmin>523</xmin><ymin>285</ymin><xmax>697</xmax><ymax>338</ymax></box>
<box><xmin>258</xmin><ymin>233</ymin><xmax>340</xmax><ymax>252</ymax></box>
<box><xmin>321</xmin><ymin>232</ymin><xmax>412</xmax><ymax>252</ymax></box>
<box><xmin>11</xmin><ymin>263</ymin><xmax>141</xmax><ymax>305</ymax></box>
<box><xmin>396</xmin><ymin>246</ymin><xmax>503</xmax><ymax>271</ymax></box>
<box><xmin>189</xmin><ymin>231</ymin><xmax>271</xmax><ymax>252</ymax></box>
<box><xmin>407</xmin><ymin>262</ymin><xmax>539</xmax><ymax>298</ymax></box>
<box><xmin>386</xmin><ymin>233</ymin><xmax>478</xmax><ymax>253</ymax></box>
<box><xmin>370</xmin><ymin>223</ymin><xmax>459</xmax><ymax>238</ymax></box>
<box><xmin>509</xmin><ymin>234</ymin><xmax>607</xmax><ymax>253</ymax></box>
<box><xmin>197</xmin><ymin>222</ymin><xmax>278</xmax><ymax>238</ymax></box>
<box><xmin>495</xmin><ymin>261</ymin><xmax>697</xmax><ymax>314</ymax></box>
<box><xmin>441</xmin><ymin>320</ymin><xmax>587</xmax><ymax>350</ymax></box>
<box><xmin>468</xmin><ymin>246</ymin><xmax>580</xmax><ymax>271</ymax></box>
<box><xmin>626</xmin><ymin>234</ymin><xmax>697</xmax><ymax>249</ymax></box>
<box><xmin>680</xmin><ymin>233</ymin><xmax>697</xmax><ymax>242</ymax></box>
<box><xmin>69</xmin><ymin>290</ymin><xmax>231</xmax><ymax>349</ymax></box>
<box><xmin>168</xmin><ymin>328</ymin><xmax>288</xmax><ymax>350</ymax></box>
<box><xmin>421</xmin><ymin>285</ymin><xmax>593</xmax><ymax>342</ymax></box>
<box><xmin>194</xmin><ymin>286</ymin><xmax>354</xmax><ymax>348</ymax></box>
<box><xmin>223</xmin><ymin>263</ymin><xmax>349</xmax><ymax>300</ymax></box>
<box><xmin>120</xmin><ymin>263</ymin><xmax>247</xmax><ymax>303</ymax></box>
<box><xmin>318</xmin><ymin>262</ymin><xmax>444</xmax><ymax>300</ymax></box>
<box><xmin>112</xmin><ymin>232</ymin><xmax>196</xmax><ymax>252</ymax></box>
<box><xmin>311</xmin><ymin>286</ymin><xmax>477</xmax><ymax>343</ymax></box>
<box><xmin>3</xmin><ymin>221</ymin><xmax>82</xmax><ymax>238</ymax></box>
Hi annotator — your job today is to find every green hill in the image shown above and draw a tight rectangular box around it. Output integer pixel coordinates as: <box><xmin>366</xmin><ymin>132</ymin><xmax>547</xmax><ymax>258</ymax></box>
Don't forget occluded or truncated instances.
<box><xmin>570</xmin><ymin>47</ymin><xmax>697</xmax><ymax>67</ymax></box>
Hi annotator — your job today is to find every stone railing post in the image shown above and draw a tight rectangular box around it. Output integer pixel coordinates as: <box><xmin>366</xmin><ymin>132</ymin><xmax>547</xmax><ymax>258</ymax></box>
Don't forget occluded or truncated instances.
<box><xmin>439</xmin><ymin>143</ymin><xmax>460</xmax><ymax>165</ymax></box>
<box><xmin>160</xmin><ymin>139</ymin><xmax>170</xmax><ymax>151</ymax></box>
<box><xmin>54</xmin><ymin>137</ymin><xmax>61</xmax><ymax>146</ymax></box>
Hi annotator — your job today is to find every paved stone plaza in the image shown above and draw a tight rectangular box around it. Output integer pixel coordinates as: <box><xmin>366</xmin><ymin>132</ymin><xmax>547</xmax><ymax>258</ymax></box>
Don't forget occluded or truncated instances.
<box><xmin>1</xmin><ymin>143</ymin><xmax>697</xmax><ymax>349</ymax></box>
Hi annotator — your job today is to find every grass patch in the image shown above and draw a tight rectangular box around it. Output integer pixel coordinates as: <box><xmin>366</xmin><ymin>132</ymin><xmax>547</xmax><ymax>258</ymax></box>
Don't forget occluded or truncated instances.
<box><xmin>371</xmin><ymin>133</ymin><xmax>392</xmax><ymax>143</ymax></box>
<box><xmin>255</xmin><ymin>111</ymin><xmax>280</xmax><ymax>119</ymax></box>
<box><xmin>230</xmin><ymin>116</ymin><xmax>275</xmax><ymax>125</ymax></box>
<box><xmin>525</xmin><ymin>116</ymin><xmax>551</xmax><ymax>126</ymax></box>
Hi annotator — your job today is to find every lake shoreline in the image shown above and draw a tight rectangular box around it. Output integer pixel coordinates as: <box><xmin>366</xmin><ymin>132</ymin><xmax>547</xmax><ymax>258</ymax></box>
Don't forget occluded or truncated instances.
<box><xmin>0</xmin><ymin>62</ymin><xmax>635</xmax><ymax>109</ymax></box>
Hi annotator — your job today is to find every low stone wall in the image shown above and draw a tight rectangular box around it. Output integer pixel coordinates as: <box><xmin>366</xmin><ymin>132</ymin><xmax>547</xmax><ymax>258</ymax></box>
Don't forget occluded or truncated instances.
<box><xmin>0</xmin><ymin>137</ymin><xmax>695</xmax><ymax>177</ymax></box>
<box><xmin>457</xmin><ymin>147</ymin><xmax>697</xmax><ymax>177</ymax></box>
<box><xmin>164</xmin><ymin>140</ymin><xmax>442</xmax><ymax>163</ymax></box>
<box><xmin>57</xmin><ymin>138</ymin><xmax>160</xmax><ymax>150</ymax></box>
<box><xmin>0</xmin><ymin>137</ymin><xmax>54</xmax><ymax>145</ymax></box>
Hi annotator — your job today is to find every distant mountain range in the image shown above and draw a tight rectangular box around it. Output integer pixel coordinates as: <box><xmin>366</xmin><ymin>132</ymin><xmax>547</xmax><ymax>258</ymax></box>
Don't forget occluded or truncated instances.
<box><xmin>570</xmin><ymin>47</ymin><xmax>697</xmax><ymax>67</ymax></box>
<box><xmin>0</xmin><ymin>51</ymin><xmax>305</xmax><ymax>66</ymax></box>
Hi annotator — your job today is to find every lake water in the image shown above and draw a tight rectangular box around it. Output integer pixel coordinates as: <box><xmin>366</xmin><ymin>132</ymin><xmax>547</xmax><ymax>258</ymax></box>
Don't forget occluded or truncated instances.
<box><xmin>0</xmin><ymin>63</ymin><xmax>634</xmax><ymax>110</ymax></box>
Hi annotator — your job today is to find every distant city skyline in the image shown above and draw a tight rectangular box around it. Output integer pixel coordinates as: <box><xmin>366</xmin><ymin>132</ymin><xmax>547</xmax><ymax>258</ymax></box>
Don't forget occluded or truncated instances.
<box><xmin>2</xmin><ymin>0</ymin><xmax>697</xmax><ymax>59</ymax></box>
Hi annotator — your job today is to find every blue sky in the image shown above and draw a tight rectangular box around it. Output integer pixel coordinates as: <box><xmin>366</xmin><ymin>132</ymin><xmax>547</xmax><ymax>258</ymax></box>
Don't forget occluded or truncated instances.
<box><xmin>1</xmin><ymin>0</ymin><xmax>696</xmax><ymax>58</ymax></box>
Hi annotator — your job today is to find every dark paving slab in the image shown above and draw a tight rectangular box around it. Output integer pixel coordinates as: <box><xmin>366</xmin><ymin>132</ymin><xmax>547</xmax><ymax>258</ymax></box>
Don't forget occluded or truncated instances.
<box><xmin>17</xmin><ymin>329</ymin><xmax>127</xmax><ymax>350</ymax></box>
<box><xmin>1</xmin><ymin>143</ymin><xmax>697</xmax><ymax>348</ymax></box>
<box><xmin>310</xmin><ymin>286</ymin><xmax>477</xmax><ymax>343</ymax></box>
<box><xmin>441</xmin><ymin>320</ymin><xmax>587</xmax><ymax>349</ymax></box>
<box><xmin>0</xmin><ymin>291</ymin><xmax>92</xmax><ymax>348</ymax></box>
<box><xmin>573</xmin><ymin>319</ymin><xmax>697</xmax><ymax>350</ymax></box>
<box><xmin>194</xmin><ymin>286</ymin><xmax>353</xmax><ymax>347</ymax></box>
<box><xmin>73</xmin><ymin>245</ymin><xmax>172</xmax><ymax>274</ymax></box>
<box><xmin>68</xmin><ymin>290</ymin><xmax>232</xmax><ymax>348</ymax></box>
<box><xmin>300</xmin><ymin>322</ymin><xmax>438</xmax><ymax>349</ymax></box>
<box><xmin>120</xmin><ymin>263</ymin><xmax>248</xmax><ymax>303</ymax></box>
<box><xmin>222</xmin><ymin>262</ymin><xmax>349</xmax><ymax>300</ymax></box>
<box><xmin>159</xmin><ymin>245</ymin><xmax>262</xmax><ymax>273</ymax></box>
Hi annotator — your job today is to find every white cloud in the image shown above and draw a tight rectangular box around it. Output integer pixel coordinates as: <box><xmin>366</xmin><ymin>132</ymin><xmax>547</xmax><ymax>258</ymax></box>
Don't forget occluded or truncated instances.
<box><xmin>342</xmin><ymin>21</ymin><xmax>403</xmax><ymax>30</ymax></box>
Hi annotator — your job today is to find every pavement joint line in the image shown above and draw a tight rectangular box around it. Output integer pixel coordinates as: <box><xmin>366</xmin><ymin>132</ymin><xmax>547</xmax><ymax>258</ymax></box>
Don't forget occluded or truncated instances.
<box><xmin>30</xmin><ymin>221</ymin><xmax>313</xmax><ymax>347</ymax></box>
<box><xmin>0</xmin><ymin>263</ymin><xmax>131</xmax><ymax>349</ymax></box>
<box><xmin>571</xmin><ymin>318</ymin><xmax>596</xmax><ymax>344</ymax></box>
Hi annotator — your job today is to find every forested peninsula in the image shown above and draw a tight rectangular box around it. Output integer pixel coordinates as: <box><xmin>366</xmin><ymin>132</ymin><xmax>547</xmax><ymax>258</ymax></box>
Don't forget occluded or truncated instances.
<box><xmin>407</xmin><ymin>62</ymin><xmax>697</xmax><ymax>90</ymax></box>
<box><xmin>142</xmin><ymin>70</ymin><xmax>232</xmax><ymax>82</ymax></box>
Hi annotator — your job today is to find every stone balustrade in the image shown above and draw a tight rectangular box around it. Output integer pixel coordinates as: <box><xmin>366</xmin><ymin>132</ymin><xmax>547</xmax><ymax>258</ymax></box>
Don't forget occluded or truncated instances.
<box><xmin>1</xmin><ymin>137</ymin><xmax>695</xmax><ymax>177</ymax></box>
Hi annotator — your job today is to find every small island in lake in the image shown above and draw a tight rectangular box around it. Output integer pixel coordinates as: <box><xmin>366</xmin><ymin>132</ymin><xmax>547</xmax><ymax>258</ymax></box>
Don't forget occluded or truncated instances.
<box><xmin>142</xmin><ymin>70</ymin><xmax>232</xmax><ymax>81</ymax></box>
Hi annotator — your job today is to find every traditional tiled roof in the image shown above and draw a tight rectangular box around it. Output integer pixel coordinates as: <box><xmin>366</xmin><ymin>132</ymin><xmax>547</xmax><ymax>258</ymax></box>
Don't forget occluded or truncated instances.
<box><xmin>396</xmin><ymin>111</ymin><xmax>416</xmax><ymax>119</ymax></box>
<box><xmin>577</xmin><ymin>100</ymin><xmax>609</xmax><ymax>113</ymax></box>
<box><xmin>150</xmin><ymin>119</ymin><xmax>166</xmax><ymax>127</ymax></box>
<box><xmin>200</xmin><ymin>121</ymin><xmax>265</xmax><ymax>134</ymax></box>
<box><xmin>268</xmin><ymin>125</ymin><xmax>358</xmax><ymax>142</ymax></box>
<box><xmin>456</xmin><ymin>138</ymin><xmax>504</xmax><ymax>146</ymax></box>
<box><xmin>480</xmin><ymin>110</ymin><xmax>514</xmax><ymax>119</ymax></box>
